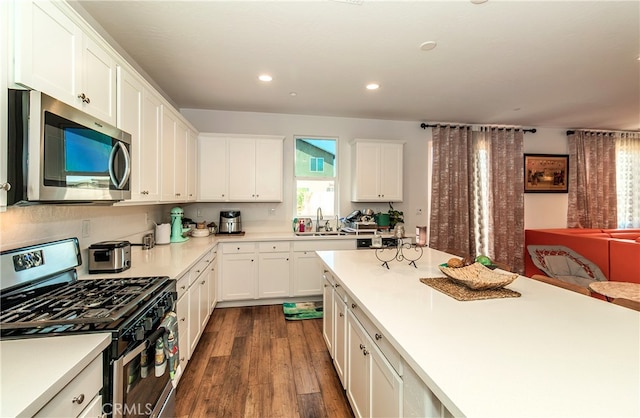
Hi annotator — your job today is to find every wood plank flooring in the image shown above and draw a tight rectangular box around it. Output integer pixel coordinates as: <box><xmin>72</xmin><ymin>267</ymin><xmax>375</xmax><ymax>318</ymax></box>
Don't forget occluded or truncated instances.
<box><xmin>175</xmin><ymin>305</ymin><xmax>354</xmax><ymax>418</ymax></box>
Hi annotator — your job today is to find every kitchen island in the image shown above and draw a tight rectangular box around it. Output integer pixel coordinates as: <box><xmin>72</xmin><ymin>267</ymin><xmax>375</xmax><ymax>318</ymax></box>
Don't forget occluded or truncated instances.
<box><xmin>317</xmin><ymin>248</ymin><xmax>640</xmax><ymax>417</ymax></box>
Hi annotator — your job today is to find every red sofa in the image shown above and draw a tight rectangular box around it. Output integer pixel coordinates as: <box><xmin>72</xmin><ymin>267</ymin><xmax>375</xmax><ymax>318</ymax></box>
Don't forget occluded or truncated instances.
<box><xmin>525</xmin><ymin>228</ymin><xmax>640</xmax><ymax>285</ymax></box>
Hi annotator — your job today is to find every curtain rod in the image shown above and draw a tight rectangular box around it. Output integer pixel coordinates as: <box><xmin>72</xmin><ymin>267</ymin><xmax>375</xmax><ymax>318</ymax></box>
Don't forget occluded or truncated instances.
<box><xmin>565</xmin><ymin>129</ymin><xmax>639</xmax><ymax>135</ymax></box>
<box><xmin>420</xmin><ymin>123</ymin><xmax>536</xmax><ymax>133</ymax></box>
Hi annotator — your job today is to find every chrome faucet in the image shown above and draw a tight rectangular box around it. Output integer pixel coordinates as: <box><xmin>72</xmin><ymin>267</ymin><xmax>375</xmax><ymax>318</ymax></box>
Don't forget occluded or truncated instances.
<box><xmin>316</xmin><ymin>207</ymin><xmax>323</xmax><ymax>232</ymax></box>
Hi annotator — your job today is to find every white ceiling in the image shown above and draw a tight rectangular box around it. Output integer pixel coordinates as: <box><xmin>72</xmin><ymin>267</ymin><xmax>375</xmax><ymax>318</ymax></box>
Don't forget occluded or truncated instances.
<box><xmin>73</xmin><ymin>0</ymin><xmax>640</xmax><ymax>130</ymax></box>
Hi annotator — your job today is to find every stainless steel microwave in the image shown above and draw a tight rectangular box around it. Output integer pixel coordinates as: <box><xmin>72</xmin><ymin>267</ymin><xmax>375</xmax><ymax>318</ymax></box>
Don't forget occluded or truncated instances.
<box><xmin>7</xmin><ymin>89</ymin><xmax>131</xmax><ymax>205</ymax></box>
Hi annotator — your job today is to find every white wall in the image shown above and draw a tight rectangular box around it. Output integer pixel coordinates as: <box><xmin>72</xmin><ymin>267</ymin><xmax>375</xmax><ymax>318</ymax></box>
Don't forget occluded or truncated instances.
<box><xmin>182</xmin><ymin>109</ymin><xmax>570</xmax><ymax>234</ymax></box>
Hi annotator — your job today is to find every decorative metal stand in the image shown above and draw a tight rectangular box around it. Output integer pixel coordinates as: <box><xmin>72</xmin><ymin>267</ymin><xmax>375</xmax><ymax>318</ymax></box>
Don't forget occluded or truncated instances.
<box><xmin>375</xmin><ymin>240</ymin><xmax>423</xmax><ymax>269</ymax></box>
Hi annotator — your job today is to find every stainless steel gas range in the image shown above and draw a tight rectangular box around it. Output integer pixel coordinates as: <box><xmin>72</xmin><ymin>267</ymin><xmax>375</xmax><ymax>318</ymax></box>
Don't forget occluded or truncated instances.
<box><xmin>0</xmin><ymin>238</ymin><xmax>177</xmax><ymax>418</ymax></box>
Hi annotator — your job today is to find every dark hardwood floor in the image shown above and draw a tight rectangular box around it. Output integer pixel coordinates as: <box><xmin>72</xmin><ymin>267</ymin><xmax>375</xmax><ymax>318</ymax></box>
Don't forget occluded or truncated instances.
<box><xmin>175</xmin><ymin>305</ymin><xmax>354</xmax><ymax>418</ymax></box>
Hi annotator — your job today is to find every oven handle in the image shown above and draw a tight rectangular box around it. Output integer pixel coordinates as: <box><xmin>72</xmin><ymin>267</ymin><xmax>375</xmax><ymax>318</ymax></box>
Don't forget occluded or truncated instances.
<box><xmin>122</xmin><ymin>326</ymin><xmax>167</xmax><ymax>365</ymax></box>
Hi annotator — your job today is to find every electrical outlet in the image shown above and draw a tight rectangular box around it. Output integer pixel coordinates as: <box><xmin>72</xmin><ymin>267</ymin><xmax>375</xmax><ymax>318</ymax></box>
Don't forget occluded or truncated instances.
<box><xmin>82</xmin><ymin>219</ymin><xmax>91</xmax><ymax>238</ymax></box>
<box><xmin>196</xmin><ymin>209</ymin><xmax>202</xmax><ymax>217</ymax></box>
<box><xmin>268</xmin><ymin>208</ymin><xmax>276</xmax><ymax>216</ymax></box>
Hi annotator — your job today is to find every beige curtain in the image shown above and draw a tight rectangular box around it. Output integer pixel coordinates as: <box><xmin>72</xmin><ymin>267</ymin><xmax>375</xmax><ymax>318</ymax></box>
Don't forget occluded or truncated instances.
<box><xmin>567</xmin><ymin>131</ymin><xmax>617</xmax><ymax>229</ymax></box>
<box><xmin>429</xmin><ymin>126</ymin><xmax>476</xmax><ymax>257</ymax></box>
<box><xmin>483</xmin><ymin>128</ymin><xmax>525</xmax><ymax>274</ymax></box>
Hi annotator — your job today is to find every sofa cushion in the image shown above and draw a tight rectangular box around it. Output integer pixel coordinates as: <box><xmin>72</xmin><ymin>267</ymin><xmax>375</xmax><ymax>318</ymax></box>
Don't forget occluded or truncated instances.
<box><xmin>527</xmin><ymin>245</ymin><xmax>608</xmax><ymax>287</ymax></box>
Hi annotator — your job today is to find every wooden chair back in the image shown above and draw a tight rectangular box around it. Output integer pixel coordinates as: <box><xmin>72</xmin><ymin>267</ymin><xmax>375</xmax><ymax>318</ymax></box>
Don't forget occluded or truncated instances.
<box><xmin>529</xmin><ymin>274</ymin><xmax>592</xmax><ymax>296</ymax></box>
<box><xmin>611</xmin><ymin>298</ymin><xmax>640</xmax><ymax>312</ymax></box>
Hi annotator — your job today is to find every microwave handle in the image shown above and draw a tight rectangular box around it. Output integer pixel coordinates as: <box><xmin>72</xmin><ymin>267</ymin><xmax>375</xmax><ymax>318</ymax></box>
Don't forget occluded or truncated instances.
<box><xmin>109</xmin><ymin>141</ymin><xmax>131</xmax><ymax>190</ymax></box>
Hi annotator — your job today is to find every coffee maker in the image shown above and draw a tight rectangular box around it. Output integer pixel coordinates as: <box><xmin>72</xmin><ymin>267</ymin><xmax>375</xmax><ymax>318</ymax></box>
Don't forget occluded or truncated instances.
<box><xmin>219</xmin><ymin>210</ymin><xmax>242</xmax><ymax>234</ymax></box>
<box><xmin>170</xmin><ymin>207</ymin><xmax>190</xmax><ymax>243</ymax></box>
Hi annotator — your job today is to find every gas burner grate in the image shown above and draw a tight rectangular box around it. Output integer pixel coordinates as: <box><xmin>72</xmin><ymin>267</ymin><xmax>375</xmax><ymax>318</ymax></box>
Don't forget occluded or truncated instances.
<box><xmin>0</xmin><ymin>276</ymin><xmax>169</xmax><ymax>330</ymax></box>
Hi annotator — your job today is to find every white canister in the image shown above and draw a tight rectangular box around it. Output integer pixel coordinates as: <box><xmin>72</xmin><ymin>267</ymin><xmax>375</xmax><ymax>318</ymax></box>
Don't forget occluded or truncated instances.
<box><xmin>156</xmin><ymin>223</ymin><xmax>171</xmax><ymax>245</ymax></box>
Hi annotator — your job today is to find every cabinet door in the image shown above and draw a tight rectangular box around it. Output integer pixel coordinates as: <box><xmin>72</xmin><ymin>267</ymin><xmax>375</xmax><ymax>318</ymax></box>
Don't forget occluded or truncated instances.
<box><xmin>137</xmin><ymin>89</ymin><xmax>162</xmax><ymax>201</ymax></box>
<box><xmin>14</xmin><ymin>0</ymin><xmax>82</xmax><ymax>106</ymax></box>
<box><xmin>118</xmin><ymin>68</ymin><xmax>144</xmax><ymax>200</ymax></box>
<box><xmin>186</xmin><ymin>130</ymin><xmax>197</xmax><ymax>201</ymax></box>
<box><xmin>322</xmin><ymin>275</ymin><xmax>335</xmax><ymax>355</ymax></box>
<box><xmin>371</xmin><ymin>342</ymin><xmax>403</xmax><ymax>418</ymax></box>
<box><xmin>258</xmin><ymin>252</ymin><xmax>291</xmax><ymax>298</ymax></box>
<box><xmin>80</xmin><ymin>35</ymin><xmax>116</xmax><ymax>124</ymax></box>
<box><xmin>334</xmin><ymin>296</ymin><xmax>348</xmax><ymax>389</ymax></box>
<box><xmin>379</xmin><ymin>142</ymin><xmax>403</xmax><ymax>201</ymax></box>
<box><xmin>208</xmin><ymin>256</ymin><xmax>218</xmax><ymax>311</ymax></box>
<box><xmin>161</xmin><ymin>109</ymin><xmax>177</xmax><ymax>201</ymax></box>
<box><xmin>188</xmin><ymin>280</ymin><xmax>201</xmax><ymax>358</ymax></box>
<box><xmin>254</xmin><ymin>138</ymin><xmax>283</xmax><ymax>201</ymax></box>
<box><xmin>174</xmin><ymin>121</ymin><xmax>188</xmax><ymax>200</ymax></box>
<box><xmin>403</xmin><ymin>365</ymin><xmax>442</xmax><ymax>418</ymax></box>
<box><xmin>198</xmin><ymin>136</ymin><xmax>228</xmax><ymax>201</ymax></box>
<box><xmin>347</xmin><ymin>313</ymin><xmax>371</xmax><ymax>418</ymax></box>
<box><xmin>352</xmin><ymin>142</ymin><xmax>381</xmax><ymax>201</ymax></box>
<box><xmin>176</xmin><ymin>292</ymin><xmax>189</xmax><ymax>370</ymax></box>
<box><xmin>221</xmin><ymin>253</ymin><xmax>257</xmax><ymax>300</ymax></box>
<box><xmin>293</xmin><ymin>251</ymin><xmax>323</xmax><ymax>296</ymax></box>
<box><xmin>198</xmin><ymin>269</ymin><xmax>210</xmax><ymax>332</ymax></box>
<box><xmin>228</xmin><ymin>138</ymin><xmax>256</xmax><ymax>201</ymax></box>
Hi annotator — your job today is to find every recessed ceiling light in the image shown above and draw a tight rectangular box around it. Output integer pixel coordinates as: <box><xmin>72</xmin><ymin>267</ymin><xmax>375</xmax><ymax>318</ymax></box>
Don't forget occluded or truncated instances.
<box><xmin>258</xmin><ymin>74</ymin><xmax>273</xmax><ymax>82</ymax></box>
<box><xmin>289</xmin><ymin>92</ymin><xmax>297</xmax><ymax>97</ymax></box>
<box><xmin>470</xmin><ymin>0</ymin><xmax>488</xmax><ymax>4</ymax></box>
<box><xmin>366</xmin><ymin>83</ymin><xmax>380</xmax><ymax>90</ymax></box>
<box><xmin>420</xmin><ymin>41</ymin><xmax>437</xmax><ymax>51</ymax></box>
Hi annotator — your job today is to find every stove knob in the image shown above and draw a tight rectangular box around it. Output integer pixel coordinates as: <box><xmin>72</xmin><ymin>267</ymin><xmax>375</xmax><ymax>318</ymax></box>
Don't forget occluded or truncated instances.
<box><xmin>156</xmin><ymin>306</ymin><xmax>165</xmax><ymax>318</ymax></box>
<box><xmin>143</xmin><ymin>317</ymin><xmax>153</xmax><ymax>331</ymax></box>
<box><xmin>135</xmin><ymin>325</ymin><xmax>145</xmax><ymax>341</ymax></box>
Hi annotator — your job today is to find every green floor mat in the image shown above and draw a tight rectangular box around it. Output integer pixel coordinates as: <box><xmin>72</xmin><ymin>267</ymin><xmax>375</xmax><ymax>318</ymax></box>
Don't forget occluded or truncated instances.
<box><xmin>283</xmin><ymin>301</ymin><xmax>323</xmax><ymax>320</ymax></box>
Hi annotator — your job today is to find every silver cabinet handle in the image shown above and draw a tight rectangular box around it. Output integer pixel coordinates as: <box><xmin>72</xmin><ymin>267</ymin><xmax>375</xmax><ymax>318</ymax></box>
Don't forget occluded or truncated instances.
<box><xmin>1</xmin><ymin>183</ymin><xmax>11</xmax><ymax>191</ymax></box>
<box><xmin>201</xmin><ymin>280</ymin><xmax>205</xmax><ymax>285</ymax></box>
<box><xmin>77</xmin><ymin>93</ymin><xmax>90</xmax><ymax>103</ymax></box>
<box><xmin>351</xmin><ymin>303</ymin><xmax>357</xmax><ymax>309</ymax></box>
<box><xmin>375</xmin><ymin>333</ymin><xmax>382</xmax><ymax>340</ymax></box>
<box><xmin>72</xmin><ymin>394</ymin><xmax>85</xmax><ymax>404</ymax></box>
<box><xmin>339</xmin><ymin>312</ymin><xmax>344</xmax><ymax>317</ymax></box>
<box><xmin>363</xmin><ymin>349</ymin><xmax>369</xmax><ymax>356</ymax></box>
<box><xmin>359</xmin><ymin>343</ymin><xmax>365</xmax><ymax>350</ymax></box>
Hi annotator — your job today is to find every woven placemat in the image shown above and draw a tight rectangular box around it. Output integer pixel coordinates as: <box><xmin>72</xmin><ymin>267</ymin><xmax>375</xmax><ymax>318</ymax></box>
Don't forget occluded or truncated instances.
<box><xmin>420</xmin><ymin>277</ymin><xmax>521</xmax><ymax>301</ymax></box>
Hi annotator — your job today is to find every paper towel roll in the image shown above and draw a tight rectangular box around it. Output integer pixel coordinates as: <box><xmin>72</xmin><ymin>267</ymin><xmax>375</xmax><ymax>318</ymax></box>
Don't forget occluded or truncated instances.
<box><xmin>156</xmin><ymin>223</ymin><xmax>171</xmax><ymax>245</ymax></box>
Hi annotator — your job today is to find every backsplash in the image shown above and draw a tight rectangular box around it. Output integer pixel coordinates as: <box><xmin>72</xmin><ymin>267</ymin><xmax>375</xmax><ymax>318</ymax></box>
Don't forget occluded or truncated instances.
<box><xmin>0</xmin><ymin>204</ymin><xmax>167</xmax><ymax>253</ymax></box>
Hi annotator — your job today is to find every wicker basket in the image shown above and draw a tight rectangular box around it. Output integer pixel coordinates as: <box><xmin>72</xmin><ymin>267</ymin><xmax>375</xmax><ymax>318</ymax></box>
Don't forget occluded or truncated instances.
<box><xmin>439</xmin><ymin>262</ymin><xmax>518</xmax><ymax>290</ymax></box>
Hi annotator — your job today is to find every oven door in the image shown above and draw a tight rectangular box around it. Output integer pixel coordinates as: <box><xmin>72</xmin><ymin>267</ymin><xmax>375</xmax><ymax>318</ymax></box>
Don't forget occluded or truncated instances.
<box><xmin>111</xmin><ymin>326</ymin><xmax>176</xmax><ymax>418</ymax></box>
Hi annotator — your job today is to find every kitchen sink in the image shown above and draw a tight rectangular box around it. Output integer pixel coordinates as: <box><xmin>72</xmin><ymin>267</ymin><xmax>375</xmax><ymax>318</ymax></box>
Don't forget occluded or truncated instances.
<box><xmin>295</xmin><ymin>231</ymin><xmax>347</xmax><ymax>237</ymax></box>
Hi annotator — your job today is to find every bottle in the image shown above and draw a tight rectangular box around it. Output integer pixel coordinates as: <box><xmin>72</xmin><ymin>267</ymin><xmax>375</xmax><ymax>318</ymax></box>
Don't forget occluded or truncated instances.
<box><xmin>155</xmin><ymin>339</ymin><xmax>166</xmax><ymax>377</ymax></box>
<box><xmin>299</xmin><ymin>219</ymin><xmax>305</xmax><ymax>232</ymax></box>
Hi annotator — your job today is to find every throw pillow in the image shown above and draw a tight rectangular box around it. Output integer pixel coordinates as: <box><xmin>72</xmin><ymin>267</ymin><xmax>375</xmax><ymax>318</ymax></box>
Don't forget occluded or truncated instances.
<box><xmin>527</xmin><ymin>245</ymin><xmax>608</xmax><ymax>285</ymax></box>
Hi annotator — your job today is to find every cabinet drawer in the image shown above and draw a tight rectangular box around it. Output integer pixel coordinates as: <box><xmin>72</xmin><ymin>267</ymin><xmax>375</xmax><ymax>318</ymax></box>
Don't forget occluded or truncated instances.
<box><xmin>349</xmin><ymin>301</ymin><xmax>403</xmax><ymax>376</ymax></box>
<box><xmin>35</xmin><ymin>355</ymin><xmax>102</xmax><ymax>418</ymax></box>
<box><xmin>176</xmin><ymin>273</ymin><xmax>189</xmax><ymax>299</ymax></box>
<box><xmin>223</xmin><ymin>242</ymin><xmax>256</xmax><ymax>254</ymax></box>
<box><xmin>293</xmin><ymin>239</ymin><xmax>356</xmax><ymax>252</ymax></box>
<box><xmin>190</xmin><ymin>254</ymin><xmax>213</xmax><ymax>286</ymax></box>
<box><xmin>258</xmin><ymin>241</ymin><xmax>291</xmax><ymax>253</ymax></box>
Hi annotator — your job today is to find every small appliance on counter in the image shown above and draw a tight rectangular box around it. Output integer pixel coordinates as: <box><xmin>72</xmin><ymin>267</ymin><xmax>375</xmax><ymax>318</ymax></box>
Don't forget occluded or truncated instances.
<box><xmin>219</xmin><ymin>210</ymin><xmax>243</xmax><ymax>234</ymax></box>
<box><xmin>88</xmin><ymin>240</ymin><xmax>131</xmax><ymax>274</ymax></box>
<box><xmin>170</xmin><ymin>207</ymin><xmax>190</xmax><ymax>243</ymax></box>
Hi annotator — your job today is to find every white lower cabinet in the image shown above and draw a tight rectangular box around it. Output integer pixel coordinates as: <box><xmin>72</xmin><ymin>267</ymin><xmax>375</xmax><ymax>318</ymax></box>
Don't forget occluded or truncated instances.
<box><xmin>34</xmin><ymin>355</ymin><xmax>103</xmax><ymax>418</ymax></box>
<box><xmin>175</xmin><ymin>247</ymin><xmax>217</xmax><ymax>380</ymax></box>
<box><xmin>220</xmin><ymin>243</ymin><xmax>258</xmax><ymax>301</ymax></box>
<box><xmin>258</xmin><ymin>249</ymin><xmax>291</xmax><ymax>298</ymax></box>
<box><xmin>403</xmin><ymin>365</ymin><xmax>450</xmax><ymax>418</ymax></box>
<box><xmin>322</xmin><ymin>272</ymin><xmax>335</xmax><ymax>355</ymax></box>
<box><xmin>333</xmin><ymin>285</ymin><xmax>348</xmax><ymax>389</ymax></box>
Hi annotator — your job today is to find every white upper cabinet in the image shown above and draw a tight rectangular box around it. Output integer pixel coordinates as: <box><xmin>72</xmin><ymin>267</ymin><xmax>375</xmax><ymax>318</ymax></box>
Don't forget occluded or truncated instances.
<box><xmin>117</xmin><ymin>67</ymin><xmax>161</xmax><ymax>202</ymax></box>
<box><xmin>186</xmin><ymin>129</ymin><xmax>197</xmax><ymax>201</ymax></box>
<box><xmin>198</xmin><ymin>134</ymin><xmax>284</xmax><ymax>202</ymax></box>
<box><xmin>198</xmin><ymin>134</ymin><xmax>228</xmax><ymax>201</ymax></box>
<box><xmin>351</xmin><ymin>139</ymin><xmax>404</xmax><ymax>202</ymax></box>
<box><xmin>161</xmin><ymin>108</ymin><xmax>178</xmax><ymax>202</ymax></box>
<box><xmin>14</xmin><ymin>0</ymin><xmax>117</xmax><ymax>125</ymax></box>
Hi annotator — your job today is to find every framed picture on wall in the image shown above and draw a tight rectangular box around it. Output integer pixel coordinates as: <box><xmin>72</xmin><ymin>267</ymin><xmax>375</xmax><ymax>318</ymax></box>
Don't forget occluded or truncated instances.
<box><xmin>524</xmin><ymin>154</ymin><xmax>569</xmax><ymax>193</ymax></box>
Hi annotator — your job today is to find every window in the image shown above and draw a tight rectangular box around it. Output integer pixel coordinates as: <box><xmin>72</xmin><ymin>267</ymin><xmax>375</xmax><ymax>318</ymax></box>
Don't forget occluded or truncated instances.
<box><xmin>295</xmin><ymin>137</ymin><xmax>337</xmax><ymax>217</ymax></box>
<box><xmin>616</xmin><ymin>134</ymin><xmax>640</xmax><ymax>228</ymax></box>
<box><xmin>310</xmin><ymin>157</ymin><xmax>324</xmax><ymax>172</ymax></box>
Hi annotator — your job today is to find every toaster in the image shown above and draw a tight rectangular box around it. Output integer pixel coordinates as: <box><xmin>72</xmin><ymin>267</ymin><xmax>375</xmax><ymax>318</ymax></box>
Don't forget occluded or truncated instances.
<box><xmin>88</xmin><ymin>241</ymin><xmax>131</xmax><ymax>274</ymax></box>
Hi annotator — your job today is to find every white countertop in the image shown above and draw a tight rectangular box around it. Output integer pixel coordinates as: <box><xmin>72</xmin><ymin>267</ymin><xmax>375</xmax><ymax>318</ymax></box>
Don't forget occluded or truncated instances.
<box><xmin>317</xmin><ymin>249</ymin><xmax>640</xmax><ymax>417</ymax></box>
<box><xmin>0</xmin><ymin>333</ymin><xmax>112</xmax><ymax>417</ymax></box>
